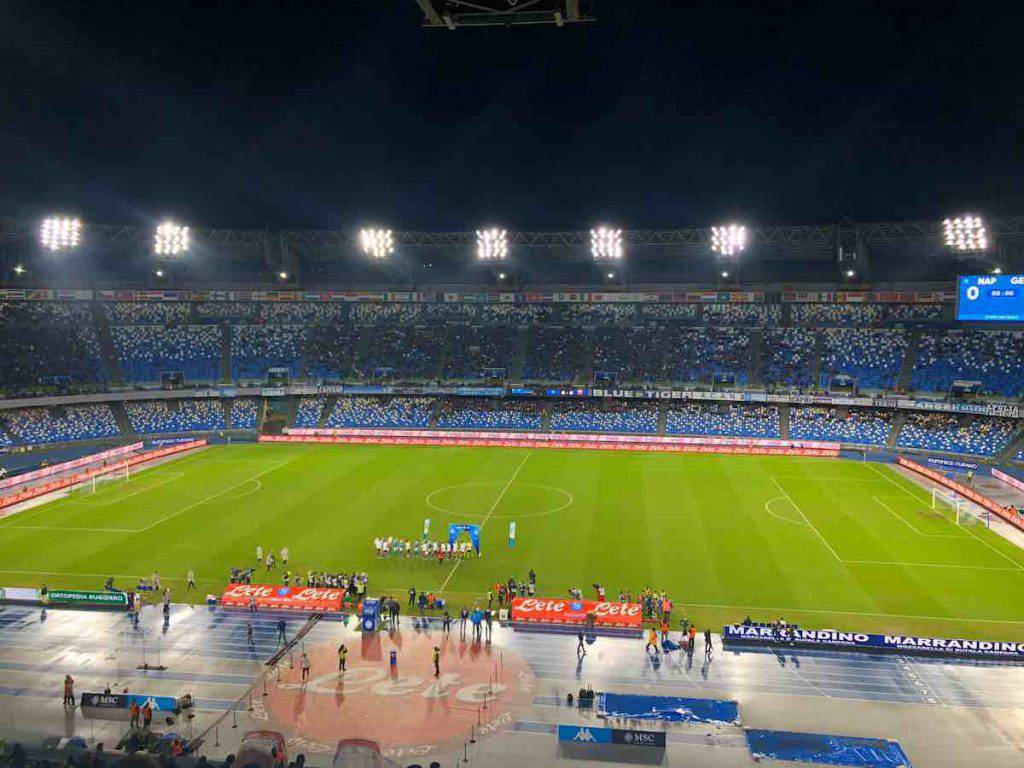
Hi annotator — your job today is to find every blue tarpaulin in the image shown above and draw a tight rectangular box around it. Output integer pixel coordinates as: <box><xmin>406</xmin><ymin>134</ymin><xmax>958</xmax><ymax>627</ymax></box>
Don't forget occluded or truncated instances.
<box><xmin>745</xmin><ymin>729</ymin><xmax>911</xmax><ymax>767</ymax></box>
<box><xmin>597</xmin><ymin>693</ymin><xmax>739</xmax><ymax>725</ymax></box>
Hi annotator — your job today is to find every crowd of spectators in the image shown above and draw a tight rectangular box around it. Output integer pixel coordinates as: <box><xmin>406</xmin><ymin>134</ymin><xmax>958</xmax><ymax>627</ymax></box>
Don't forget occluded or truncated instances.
<box><xmin>304</xmin><ymin>321</ymin><xmax>360</xmax><ymax>380</ymax></box>
<box><xmin>665</xmin><ymin>403</ymin><xmax>780</xmax><ymax>438</ymax></box>
<box><xmin>437</xmin><ymin>397</ymin><xmax>545</xmax><ymax>429</ymax></box>
<box><xmin>523</xmin><ymin>326</ymin><xmax>585</xmax><ymax>380</ymax></box>
<box><xmin>103</xmin><ymin>301</ymin><xmax>190</xmax><ymax>325</ymax></box>
<box><xmin>229</xmin><ymin>397</ymin><xmax>260</xmax><ymax>429</ymax></box>
<box><xmin>665</xmin><ymin>327</ymin><xmax>750</xmax><ymax>384</ymax></box>
<box><xmin>887</xmin><ymin>303</ymin><xmax>945</xmax><ymax>322</ymax></box>
<box><xmin>294</xmin><ymin>396</ymin><xmax>325</xmax><ymax>427</ymax></box>
<box><xmin>550</xmin><ymin>399</ymin><xmax>658</xmax><ymax>433</ymax></box>
<box><xmin>231</xmin><ymin>325</ymin><xmax>304</xmax><ymax>380</ymax></box>
<box><xmin>354</xmin><ymin>326</ymin><xmax>442</xmax><ymax>379</ymax></box>
<box><xmin>0</xmin><ymin>404</ymin><xmax>120</xmax><ymax>445</ymax></box>
<box><xmin>112</xmin><ymin>325</ymin><xmax>221</xmax><ymax>383</ymax></box>
<box><xmin>125</xmin><ymin>399</ymin><xmax>226</xmax><ymax>434</ymax></box>
<box><xmin>0</xmin><ymin>301</ymin><xmax>106</xmax><ymax>390</ymax></box>
<box><xmin>910</xmin><ymin>330</ymin><xmax>1024</xmax><ymax>397</ymax></box>
<box><xmin>703</xmin><ymin>303</ymin><xmax>780</xmax><ymax>326</ymax></box>
<box><xmin>791</xmin><ymin>303</ymin><xmax>883</xmax><ymax>326</ymax></box>
<box><xmin>325</xmin><ymin>396</ymin><xmax>434</xmax><ymax>428</ymax></box>
<box><xmin>896</xmin><ymin>413</ymin><xmax>1017</xmax><ymax>456</ymax></box>
<box><xmin>820</xmin><ymin>328</ymin><xmax>907</xmax><ymax>389</ymax></box>
<box><xmin>789</xmin><ymin>406</ymin><xmax>893</xmax><ymax>445</ymax></box>
<box><xmin>591</xmin><ymin>327</ymin><xmax>668</xmax><ymax>384</ymax></box>
<box><xmin>194</xmin><ymin>300</ymin><xmax>259</xmax><ymax>319</ymax></box>
<box><xmin>444</xmin><ymin>325</ymin><xmax>517</xmax><ymax>379</ymax></box>
<box><xmin>761</xmin><ymin>328</ymin><xmax>816</xmax><ymax>387</ymax></box>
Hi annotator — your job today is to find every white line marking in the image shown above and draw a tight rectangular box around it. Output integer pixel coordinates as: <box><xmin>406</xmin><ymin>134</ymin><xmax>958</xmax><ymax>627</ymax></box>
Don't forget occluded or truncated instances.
<box><xmin>0</xmin><ymin>568</ymin><xmax>221</xmax><ymax>584</ymax></box>
<box><xmin>866</xmin><ymin>462</ymin><xmax>1024</xmax><ymax>572</ymax></box>
<box><xmin>871</xmin><ymin>496</ymin><xmax>963</xmax><ymax>539</ymax></box>
<box><xmin>763</xmin><ymin>496</ymin><xmax>810</xmax><ymax>527</ymax></box>
<box><xmin>768</xmin><ymin>474</ymin><xmax>842</xmax><ymax>561</ymax></box>
<box><xmin>438</xmin><ymin>451</ymin><xmax>531</xmax><ymax>593</ymax></box>
<box><xmin>3</xmin><ymin>526</ymin><xmax>140</xmax><ymax>533</ymax></box>
<box><xmin>842</xmin><ymin>559</ymin><xmax>1017</xmax><ymax>571</ymax></box>
<box><xmin>67</xmin><ymin>472</ymin><xmax>185</xmax><ymax>507</ymax></box>
<box><xmin>425</xmin><ymin>480</ymin><xmax>572</xmax><ymax>520</ymax></box>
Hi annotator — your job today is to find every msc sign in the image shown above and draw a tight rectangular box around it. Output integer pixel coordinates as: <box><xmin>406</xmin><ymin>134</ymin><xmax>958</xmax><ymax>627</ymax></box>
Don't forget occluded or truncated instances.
<box><xmin>558</xmin><ymin>725</ymin><xmax>665</xmax><ymax>748</ymax></box>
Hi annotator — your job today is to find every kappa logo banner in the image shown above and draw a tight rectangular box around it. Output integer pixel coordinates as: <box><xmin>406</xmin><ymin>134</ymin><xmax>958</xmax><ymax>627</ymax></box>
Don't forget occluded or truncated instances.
<box><xmin>558</xmin><ymin>725</ymin><xmax>613</xmax><ymax>744</ymax></box>
<box><xmin>511</xmin><ymin>598</ymin><xmax>642</xmax><ymax>629</ymax></box>
<box><xmin>220</xmin><ymin>583</ymin><xmax>345</xmax><ymax>612</ymax></box>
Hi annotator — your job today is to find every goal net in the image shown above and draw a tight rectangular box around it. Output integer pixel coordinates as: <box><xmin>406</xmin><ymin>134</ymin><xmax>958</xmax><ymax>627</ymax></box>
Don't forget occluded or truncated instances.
<box><xmin>931</xmin><ymin>487</ymin><xmax>982</xmax><ymax>526</ymax></box>
<box><xmin>79</xmin><ymin>466</ymin><xmax>131</xmax><ymax>495</ymax></box>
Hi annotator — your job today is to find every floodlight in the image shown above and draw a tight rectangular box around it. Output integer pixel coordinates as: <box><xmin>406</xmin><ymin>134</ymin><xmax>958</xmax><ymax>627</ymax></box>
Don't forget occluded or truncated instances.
<box><xmin>942</xmin><ymin>215</ymin><xmax>987</xmax><ymax>252</ymax></box>
<box><xmin>590</xmin><ymin>227</ymin><xmax>623</xmax><ymax>260</ymax></box>
<box><xmin>710</xmin><ymin>224</ymin><xmax>747</xmax><ymax>256</ymax></box>
<box><xmin>721</xmin><ymin>270</ymin><xmax>729</xmax><ymax>278</ymax></box>
<box><xmin>498</xmin><ymin>272</ymin><xmax>506</xmax><ymax>280</ymax></box>
<box><xmin>606</xmin><ymin>272</ymin><xmax>615</xmax><ymax>279</ymax></box>
<box><xmin>13</xmin><ymin>264</ymin><xmax>26</xmax><ymax>275</ymax></box>
<box><xmin>154</xmin><ymin>221</ymin><xmax>190</xmax><ymax>255</ymax></box>
<box><xmin>476</xmin><ymin>228</ymin><xmax>508</xmax><ymax>260</ymax></box>
<box><xmin>39</xmin><ymin>217</ymin><xmax>82</xmax><ymax>252</ymax></box>
<box><xmin>278</xmin><ymin>271</ymin><xmax>289</xmax><ymax>280</ymax></box>
<box><xmin>992</xmin><ymin>266</ymin><xmax>1003</xmax><ymax>275</ymax></box>
<box><xmin>359</xmin><ymin>228</ymin><xmax>395</xmax><ymax>259</ymax></box>
<box><xmin>845</xmin><ymin>269</ymin><xmax>856</xmax><ymax>278</ymax></box>
<box><xmin>154</xmin><ymin>269</ymin><xmax>165</xmax><ymax>278</ymax></box>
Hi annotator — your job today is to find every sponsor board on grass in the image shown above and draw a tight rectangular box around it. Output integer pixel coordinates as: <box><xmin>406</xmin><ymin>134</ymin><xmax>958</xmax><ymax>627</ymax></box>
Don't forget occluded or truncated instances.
<box><xmin>220</xmin><ymin>583</ymin><xmax>345</xmax><ymax>612</ymax></box>
<box><xmin>0</xmin><ymin>587</ymin><xmax>42</xmax><ymax>603</ymax></box>
<box><xmin>45</xmin><ymin>589</ymin><xmax>128</xmax><ymax>607</ymax></box>
<box><xmin>511</xmin><ymin>597</ymin><xmax>642</xmax><ymax>629</ymax></box>
<box><xmin>723</xmin><ymin>624</ymin><xmax>1024</xmax><ymax>661</ymax></box>
<box><xmin>80</xmin><ymin>692</ymin><xmax>180</xmax><ymax>711</ymax></box>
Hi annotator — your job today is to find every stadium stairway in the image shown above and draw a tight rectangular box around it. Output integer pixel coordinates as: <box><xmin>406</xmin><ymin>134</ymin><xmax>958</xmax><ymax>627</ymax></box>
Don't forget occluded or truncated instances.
<box><xmin>996</xmin><ymin>423</ymin><xmax>1024</xmax><ymax>464</ymax></box>
<box><xmin>91</xmin><ymin>301</ymin><xmax>124</xmax><ymax>385</ymax></box>
<box><xmin>219</xmin><ymin>321</ymin><xmax>232</xmax><ymax>382</ymax></box>
<box><xmin>810</xmin><ymin>330</ymin><xmax>824</xmax><ymax>388</ymax></box>
<box><xmin>895</xmin><ymin>328</ymin><xmax>922</xmax><ymax>391</ymax></box>
<box><xmin>317</xmin><ymin>396</ymin><xmax>338</xmax><ymax>428</ymax></box>
<box><xmin>779</xmin><ymin>405</ymin><xmax>790</xmax><ymax>439</ymax></box>
<box><xmin>509</xmin><ymin>327</ymin><xmax>528</xmax><ymax>380</ymax></box>
<box><xmin>657</xmin><ymin>402</ymin><xmax>669</xmax><ymax>435</ymax></box>
<box><xmin>886</xmin><ymin>410</ymin><xmax>907</xmax><ymax>449</ymax></box>
<box><xmin>428</xmin><ymin>398</ymin><xmax>443</xmax><ymax>428</ymax></box>
<box><xmin>222</xmin><ymin>399</ymin><xmax>233</xmax><ymax>428</ymax></box>
<box><xmin>109</xmin><ymin>401</ymin><xmax>136</xmax><ymax>438</ymax></box>
<box><xmin>747</xmin><ymin>329</ymin><xmax>764</xmax><ymax>386</ymax></box>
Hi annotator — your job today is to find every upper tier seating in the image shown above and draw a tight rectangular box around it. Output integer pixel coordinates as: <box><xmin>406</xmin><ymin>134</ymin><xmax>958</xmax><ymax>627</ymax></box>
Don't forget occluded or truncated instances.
<box><xmin>325</xmin><ymin>396</ymin><xmax>434</xmax><ymax>428</ymax></box>
<box><xmin>791</xmin><ymin>303</ymin><xmax>883</xmax><ymax>326</ymax></box>
<box><xmin>230</xmin><ymin>397</ymin><xmax>260</xmax><ymax>429</ymax></box>
<box><xmin>910</xmin><ymin>330</ymin><xmax>1024</xmax><ymax>397</ymax></box>
<box><xmin>896</xmin><ymin>413</ymin><xmax>1017</xmax><ymax>456</ymax></box>
<box><xmin>703</xmin><ymin>303</ymin><xmax>780</xmax><ymax>326</ymax></box>
<box><xmin>523</xmin><ymin>326</ymin><xmax>587</xmax><ymax>381</ymax></box>
<box><xmin>0</xmin><ymin>404</ymin><xmax>120</xmax><ymax>446</ymax></box>
<box><xmin>820</xmin><ymin>329</ymin><xmax>907</xmax><ymax>390</ymax></box>
<box><xmin>665</xmin><ymin>403</ymin><xmax>780</xmax><ymax>438</ymax></box>
<box><xmin>664</xmin><ymin>327</ymin><xmax>750</xmax><ymax>384</ymax></box>
<box><xmin>437</xmin><ymin>397</ymin><xmax>544</xmax><ymax>430</ymax></box>
<box><xmin>112</xmin><ymin>325</ymin><xmax>221</xmax><ymax>383</ymax></box>
<box><xmin>125</xmin><ymin>399</ymin><xmax>226</xmax><ymax>434</ymax></box>
<box><xmin>789</xmin><ymin>406</ymin><xmax>892</xmax><ymax>445</ymax></box>
<box><xmin>444</xmin><ymin>325</ymin><xmax>517</xmax><ymax>379</ymax></box>
<box><xmin>761</xmin><ymin>328</ymin><xmax>816</xmax><ymax>387</ymax></box>
<box><xmin>0</xmin><ymin>301</ymin><xmax>106</xmax><ymax>389</ymax></box>
<box><xmin>591</xmin><ymin>327</ymin><xmax>668</xmax><ymax>384</ymax></box>
<box><xmin>231</xmin><ymin>325</ymin><xmax>304</xmax><ymax>380</ymax></box>
<box><xmin>550</xmin><ymin>399</ymin><xmax>658</xmax><ymax>433</ymax></box>
<box><xmin>103</xmin><ymin>301</ymin><xmax>191</xmax><ymax>325</ymax></box>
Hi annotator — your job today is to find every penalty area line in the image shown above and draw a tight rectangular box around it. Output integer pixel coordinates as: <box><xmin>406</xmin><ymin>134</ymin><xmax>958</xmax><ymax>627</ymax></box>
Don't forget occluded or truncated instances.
<box><xmin>768</xmin><ymin>475</ymin><xmax>842</xmax><ymax>561</ymax></box>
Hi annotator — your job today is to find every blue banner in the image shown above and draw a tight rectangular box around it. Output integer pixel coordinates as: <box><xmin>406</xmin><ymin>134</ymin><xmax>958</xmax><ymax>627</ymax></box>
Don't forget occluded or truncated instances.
<box><xmin>597</xmin><ymin>693</ymin><xmax>739</xmax><ymax>725</ymax></box>
<box><xmin>558</xmin><ymin>725</ymin><xmax>612</xmax><ymax>744</ymax></box>
<box><xmin>724</xmin><ymin>624</ymin><xmax>1024</xmax><ymax>661</ymax></box>
<box><xmin>448</xmin><ymin>523</ymin><xmax>481</xmax><ymax>552</ymax></box>
<box><xmin>925</xmin><ymin>456</ymin><xmax>981</xmax><ymax>472</ymax></box>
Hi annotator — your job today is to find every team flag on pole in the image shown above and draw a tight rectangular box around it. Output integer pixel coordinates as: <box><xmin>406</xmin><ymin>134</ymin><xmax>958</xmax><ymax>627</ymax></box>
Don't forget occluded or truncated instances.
<box><xmin>423</xmin><ymin>518</ymin><xmax>430</xmax><ymax>540</ymax></box>
<box><xmin>508</xmin><ymin>521</ymin><xmax>517</xmax><ymax>548</ymax></box>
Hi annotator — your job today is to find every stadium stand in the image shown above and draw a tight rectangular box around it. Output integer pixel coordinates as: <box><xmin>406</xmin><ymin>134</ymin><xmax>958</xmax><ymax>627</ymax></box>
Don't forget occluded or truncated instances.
<box><xmin>231</xmin><ymin>325</ymin><xmax>304</xmax><ymax>380</ymax></box>
<box><xmin>111</xmin><ymin>325</ymin><xmax>221</xmax><ymax>383</ymax></box>
<box><xmin>523</xmin><ymin>326</ymin><xmax>586</xmax><ymax>381</ymax></box>
<box><xmin>820</xmin><ymin>328</ymin><xmax>907</xmax><ymax>390</ymax></box>
<box><xmin>791</xmin><ymin>303</ymin><xmax>882</xmax><ymax>326</ymax></box>
<box><xmin>703</xmin><ymin>302</ymin><xmax>780</xmax><ymax>326</ymax></box>
<box><xmin>0</xmin><ymin>301</ymin><xmax>106</xmax><ymax>390</ymax></box>
<box><xmin>665</xmin><ymin>327</ymin><xmax>750</xmax><ymax>384</ymax></box>
<box><xmin>887</xmin><ymin>303</ymin><xmax>945</xmax><ymax>322</ymax></box>
<box><xmin>194</xmin><ymin>301</ymin><xmax>259</xmax><ymax>320</ymax></box>
<box><xmin>294</xmin><ymin>396</ymin><xmax>325</xmax><ymax>428</ymax></box>
<box><xmin>125</xmin><ymin>399</ymin><xmax>226</xmax><ymax>434</ymax></box>
<box><xmin>437</xmin><ymin>397</ymin><xmax>545</xmax><ymax>429</ymax></box>
<box><xmin>910</xmin><ymin>330</ymin><xmax>1024</xmax><ymax>396</ymax></box>
<box><xmin>355</xmin><ymin>326</ymin><xmax>443</xmax><ymax>379</ymax></box>
<box><xmin>665</xmin><ymin>403</ymin><xmax>780</xmax><ymax>438</ymax></box>
<box><xmin>0</xmin><ymin>404</ymin><xmax>120</xmax><ymax>446</ymax></box>
<box><xmin>895</xmin><ymin>413</ymin><xmax>1017</xmax><ymax>456</ymax></box>
<box><xmin>550</xmin><ymin>399</ymin><xmax>658</xmax><ymax>433</ymax></box>
<box><xmin>444</xmin><ymin>325</ymin><xmax>517</xmax><ymax>380</ymax></box>
<box><xmin>305</xmin><ymin>321</ymin><xmax>361</xmax><ymax>380</ymax></box>
<box><xmin>103</xmin><ymin>301</ymin><xmax>191</xmax><ymax>325</ymax></box>
<box><xmin>591</xmin><ymin>326</ymin><xmax>668</xmax><ymax>384</ymax></box>
<box><xmin>789</xmin><ymin>406</ymin><xmax>893</xmax><ymax>445</ymax></box>
<box><xmin>229</xmin><ymin>397</ymin><xmax>260</xmax><ymax>430</ymax></box>
<box><xmin>761</xmin><ymin>328</ymin><xmax>816</xmax><ymax>387</ymax></box>
<box><xmin>325</xmin><ymin>396</ymin><xmax>434</xmax><ymax>428</ymax></box>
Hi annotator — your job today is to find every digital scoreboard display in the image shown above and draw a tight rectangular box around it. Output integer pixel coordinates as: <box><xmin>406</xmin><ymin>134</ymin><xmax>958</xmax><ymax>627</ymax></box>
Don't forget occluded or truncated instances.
<box><xmin>956</xmin><ymin>275</ymin><xmax>1024</xmax><ymax>322</ymax></box>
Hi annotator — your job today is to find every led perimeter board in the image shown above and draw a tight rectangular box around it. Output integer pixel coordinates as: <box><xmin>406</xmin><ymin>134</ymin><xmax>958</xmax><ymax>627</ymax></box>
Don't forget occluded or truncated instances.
<box><xmin>956</xmin><ymin>275</ymin><xmax>1024</xmax><ymax>322</ymax></box>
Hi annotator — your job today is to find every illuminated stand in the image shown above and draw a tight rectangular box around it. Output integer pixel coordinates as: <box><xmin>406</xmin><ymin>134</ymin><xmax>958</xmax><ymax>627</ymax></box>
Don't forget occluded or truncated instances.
<box><xmin>448</xmin><ymin>523</ymin><xmax>481</xmax><ymax>553</ymax></box>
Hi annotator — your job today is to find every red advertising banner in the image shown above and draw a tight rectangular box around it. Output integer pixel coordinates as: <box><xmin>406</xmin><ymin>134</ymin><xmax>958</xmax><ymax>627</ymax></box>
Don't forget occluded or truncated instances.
<box><xmin>510</xmin><ymin>597</ymin><xmax>642</xmax><ymax>629</ymax></box>
<box><xmin>0</xmin><ymin>442</ymin><xmax>144</xmax><ymax>491</ymax></box>
<box><xmin>220</xmin><ymin>583</ymin><xmax>345</xmax><ymax>612</ymax></box>
<box><xmin>897</xmin><ymin>458</ymin><xmax>1024</xmax><ymax>533</ymax></box>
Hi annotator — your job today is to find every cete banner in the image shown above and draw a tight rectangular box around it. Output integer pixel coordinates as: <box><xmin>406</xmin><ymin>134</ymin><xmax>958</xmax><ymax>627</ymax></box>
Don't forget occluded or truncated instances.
<box><xmin>220</xmin><ymin>583</ymin><xmax>345</xmax><ymax>612</ymax></box>
<box><xmin>510</xmin><ymin>597</ymin><xmax>642</xmax><ymax>628</ymax></box>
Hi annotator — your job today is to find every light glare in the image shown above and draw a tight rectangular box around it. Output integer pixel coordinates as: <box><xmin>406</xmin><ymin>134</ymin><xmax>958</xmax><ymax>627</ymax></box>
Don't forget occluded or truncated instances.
<box><xmin>476</xmin><ymin>228</ymin><xmax>508</xmax><ymax>260</ymax></box>
<box><xmin>710</xmin><ymin>223</ymin><xmax>747</xmax><ymax>256</ymax></box>
<box><xmin>40</xmin><ymin>217</ymin><xmax>82</xmax><ymax>252</ymax></box>
<box><xmin>943</xmin><ymin>215</ymin><xmax>987</xmax><ymax>252</ymax></box>
<box><xmin>359</xmin><ymin>228</ymin><xmax>395</xmax><ymax>259</ymax></box>
<box><xmin>590</xmin><ymin>227</ymin><xmax>624</xmax><ymax>260</ymax></box>
<box><xmin>154</xmin><ymin>221</ymin><xmax>190</xmax><ymax>255</ymax></box>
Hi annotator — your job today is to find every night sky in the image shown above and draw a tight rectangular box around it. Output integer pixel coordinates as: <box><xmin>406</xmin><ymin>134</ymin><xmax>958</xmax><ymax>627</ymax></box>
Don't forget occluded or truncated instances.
<box><xmin>3</xmin><ymin>1</ymin><xmax>1023</xmax><ymax>232</ymax></box>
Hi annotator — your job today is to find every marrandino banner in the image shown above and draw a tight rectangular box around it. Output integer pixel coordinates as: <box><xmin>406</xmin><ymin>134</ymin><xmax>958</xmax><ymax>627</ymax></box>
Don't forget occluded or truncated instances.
<box><xmin>45</xmin><ymin>590</ymin><xmax>128</xmax><ymax>608</ymax></box>
<box><xmin>724</xmin><ymin>624</ymin><xmax>1024</xmax><ymax>661</ymax></box>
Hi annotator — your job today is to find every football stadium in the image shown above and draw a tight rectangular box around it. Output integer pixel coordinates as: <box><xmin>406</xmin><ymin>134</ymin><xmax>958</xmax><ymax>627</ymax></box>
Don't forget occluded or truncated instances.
<box><xmin>4</xmin><ymin>2</ymin><xmax>1024</xmax><ymax>768</ymax></box>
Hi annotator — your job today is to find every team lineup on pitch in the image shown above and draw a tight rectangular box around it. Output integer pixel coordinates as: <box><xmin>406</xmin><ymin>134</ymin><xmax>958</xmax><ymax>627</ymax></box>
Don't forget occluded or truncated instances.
<box><xmin>3</xmin><ymin>442</ymin><xmax>1024</xmax><ymax>639</ymax></box>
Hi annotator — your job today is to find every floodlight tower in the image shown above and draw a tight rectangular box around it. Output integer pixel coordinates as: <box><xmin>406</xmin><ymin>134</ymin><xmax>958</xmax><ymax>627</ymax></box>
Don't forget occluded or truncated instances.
<box><xmin>359</xmin><ymin>228</ymin><xmax>395</xmax><ymax>259</ymax></box>
<box><xmin>39</xmin><ymin>216</ymin><xmax>82</xmax><ymax>253</ymax></box>
<box><xmin>942</xmin><ymin>214</ymin><xmax>988</xmax><ymax>253</ymax></box>
<box><xmin>591</xmin><ymin>226</ymin><xmax>625</xmax><ymax>285</ymax></box>
<box><xmin>476</xmin><ymin>228</ymin><xmax>508</xmax><ymax>261</ymax></box>
<box><xmin>710</xmin><ymin>224</ymin><xmax>747</xmax><ymax>257</ymax></box>
<box><xmin>153</xmin><ymin>220</ymin><xmax>190</xmax><ymax>257</ymax></box>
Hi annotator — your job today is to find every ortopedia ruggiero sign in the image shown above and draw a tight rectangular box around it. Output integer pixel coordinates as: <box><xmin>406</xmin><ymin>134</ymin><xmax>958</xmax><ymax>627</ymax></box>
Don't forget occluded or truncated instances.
<box><xmin>45</xmin><ymin>590</ymin><xmax>128</xmax><ymax>608</ymax></box>
<box><xmin>723</xmin><ymin>624</ymin><xmax>1024</xmax><ymax>661</ymax></box>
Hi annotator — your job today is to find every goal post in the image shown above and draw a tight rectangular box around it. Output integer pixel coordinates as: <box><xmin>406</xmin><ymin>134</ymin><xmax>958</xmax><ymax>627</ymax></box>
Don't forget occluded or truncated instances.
<box><xmin>931</xmin><ymin>487</ymin><xmax>984</xmax><ymax>527</ymax></box>
<box><xmin>81</xmin><ymin>465</ymin><xmax>131</xmax><ymax>495</ymax></box>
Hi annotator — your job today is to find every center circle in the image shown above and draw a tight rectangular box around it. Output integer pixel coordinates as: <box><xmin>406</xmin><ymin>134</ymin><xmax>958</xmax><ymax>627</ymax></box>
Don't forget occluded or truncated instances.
<box><xmin>425</xmin><ymin>481</ymin><xmax>573</xmax><ymax>520</ymax></box>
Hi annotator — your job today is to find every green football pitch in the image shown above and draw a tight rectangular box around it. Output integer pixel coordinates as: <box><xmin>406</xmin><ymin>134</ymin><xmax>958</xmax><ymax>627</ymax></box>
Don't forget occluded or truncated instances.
<box><xmin>3</xmin><ymin>442</ymin><xmax>1024</xmax><ymax>639</ymax></box>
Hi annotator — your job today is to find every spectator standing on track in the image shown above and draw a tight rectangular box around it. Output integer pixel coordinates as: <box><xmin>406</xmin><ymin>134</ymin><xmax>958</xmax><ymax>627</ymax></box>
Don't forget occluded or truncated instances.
<box><xmin>249</xmin><ymin>595</ymin><xmax>257</xmax><ymax>613</ymax></box>
<box><xmin>704</xmin><ymin>629</ymin><xmax>713</xmax><ymax>660</ymax></box>
<box><xmin>487</xmin><ymin>589</ymin><xmax>493</xmax><ymax>609</ymax></box>
<box><xmin>484</xmin><ymin>609</ymin><xmax>492</xmax><ymax>642</ymax></box>
<box><xmin>443</xmin><ymin>610</ymin><xmax>451</xmax><ymax>634</ymax></box>
<box><xmin>186</xmin><ymin>570</ymin><xmax>196</xmax><ymax>590</ymax></box>
<box><xmin>338</xmin><ymin>643</ymin><xmax>347</xmax><ymax>673</ymax></box>
<box><xmin>277</xmin><ymin>619</ymin><xmax>287</xmax><ymax>644</ymax></box>
<box><xmin>688</xmin><ymin>625</ymin><xmax>696</xmax><ymax>654</ymax></box>
<box><xmin>432</xmin><ymin>646</ymin><xmax>441</xmax><ymax>677</ymax></box>
<box><xmin>142</xmin><ymin>701</ymin><xmax>152</xmax><ymax>729</ymax></box>
<box><xmin>256</xmin><ymin>544</ymin><xmax>263</xmax><ymax>564</ymax></box>
<box><xmin>129</xmin><ymin>700</ymin><xmax>140</xmax><ymax>728</ymax></box>
<box><xmin>246</xmin><ymin>622</ymin><xmax>254</xmax><ymax>646</ymax></box>
<box><xmin>281</xmin><ymin>547</ymin><xmax>289</xmax><ymax>567</ymax></box>
<box><xmin>301</xmin><ymin>652</ymin><xmax>311</xmax><ymax>681</ymax></box>
<box><xmin>460</xmin><ymin>607</ymin><xmax>469</xmax><ymax>638</ymax></box>
<box><xmin>408</xmin><ymin>586</ymin><xmax>416</xmax><ymax>607</ymax></box>
<box><xmin>418</xmin><ymin>591</ymin><xmax>427</xmax><ymax>616</ymax></box>
<box><xmin>577</xmin><ymin>631</ymin><xmax>586</xmax><ymax>658</ymax></box>
<box><xmin>62</xmin><ymin>674</ymin><xmax>75</xmax><ymax>707</ymax></box>
<box><xmin>645</xmin><ymin>628</ymin><xmax>659</xmax><ymax>655</ymax></box>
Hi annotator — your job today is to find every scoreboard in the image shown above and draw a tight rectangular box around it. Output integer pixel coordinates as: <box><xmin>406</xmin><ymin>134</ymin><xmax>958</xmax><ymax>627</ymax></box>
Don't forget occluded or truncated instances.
<box><xmin>956</xmin><ymin>275</ymin><xmax>1024</xmax><ymax>322</ymax></box>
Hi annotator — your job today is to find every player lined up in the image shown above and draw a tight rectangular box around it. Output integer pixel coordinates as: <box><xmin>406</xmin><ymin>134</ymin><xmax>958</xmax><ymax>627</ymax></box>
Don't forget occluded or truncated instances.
<box><xmin>374</xmin><ymin>536</ymin><xmax>476</xmax><ymax>560</ymax></box>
